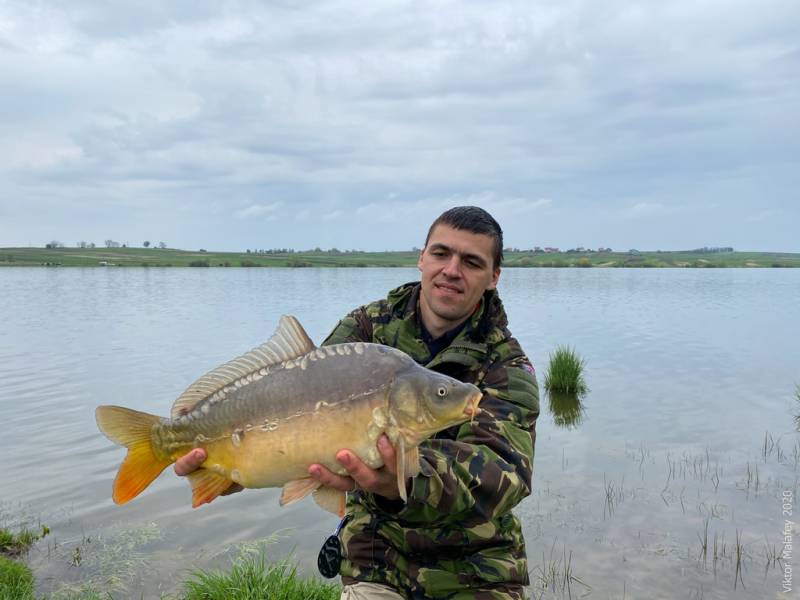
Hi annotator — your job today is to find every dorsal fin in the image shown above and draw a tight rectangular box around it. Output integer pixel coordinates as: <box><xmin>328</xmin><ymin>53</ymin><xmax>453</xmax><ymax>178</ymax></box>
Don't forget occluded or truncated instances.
<box><xmin>171</xmin><ymin>315</ymin><xmax>315</xmax><ymax>419</ymax></box>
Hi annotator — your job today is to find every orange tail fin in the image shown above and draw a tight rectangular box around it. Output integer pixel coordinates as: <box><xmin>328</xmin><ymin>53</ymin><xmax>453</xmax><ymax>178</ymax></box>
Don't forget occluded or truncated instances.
<box><xmin>95</xmin><ymin>405</ymin><xmax>172</xmax><ymax>504</ymax></box>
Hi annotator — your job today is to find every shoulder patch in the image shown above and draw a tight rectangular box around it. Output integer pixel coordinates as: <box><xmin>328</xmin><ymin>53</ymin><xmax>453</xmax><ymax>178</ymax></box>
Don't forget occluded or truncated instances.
<box><xmin>522</xmin><ymin>363</ymin><xmax>535</xmax><ymax>376</ymax></box>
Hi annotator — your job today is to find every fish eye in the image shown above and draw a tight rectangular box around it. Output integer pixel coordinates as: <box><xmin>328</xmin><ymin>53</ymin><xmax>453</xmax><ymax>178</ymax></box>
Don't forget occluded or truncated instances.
<box><xmin>437</xmin><ymin>386</ymin><xmax>447</xmax><ymax>397</ymax></box>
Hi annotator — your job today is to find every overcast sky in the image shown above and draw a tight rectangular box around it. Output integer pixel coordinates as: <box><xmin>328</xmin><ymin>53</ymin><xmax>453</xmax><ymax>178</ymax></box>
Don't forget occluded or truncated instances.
<box><xmin>1</xmin><ymin>0</ymin><xmax>798</xmax><ymax>252</ymax></box>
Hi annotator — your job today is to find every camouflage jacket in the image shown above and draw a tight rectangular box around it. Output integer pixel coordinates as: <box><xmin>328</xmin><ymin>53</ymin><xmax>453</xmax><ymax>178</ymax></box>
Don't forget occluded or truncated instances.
<box><xmin>322</xmin><ymin>282</ymin><xmax>539</xmax><ymax>600</ymax></box>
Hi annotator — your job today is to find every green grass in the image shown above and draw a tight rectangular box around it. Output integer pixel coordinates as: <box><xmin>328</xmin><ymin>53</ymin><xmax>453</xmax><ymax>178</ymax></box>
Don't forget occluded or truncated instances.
<box><xmin>183</xmin><ymin>553</ymin><xmax>340</xmax><ymax>600</ymax></box>
<box><xmin>0</xmin><ymin>555</ymin><xmax>34</xmax><ymax>600</ymax></box>
<box><xmin>544</xmin><ymin>346</ymin><xmax>588</xmax><ymax>396</ymax></box>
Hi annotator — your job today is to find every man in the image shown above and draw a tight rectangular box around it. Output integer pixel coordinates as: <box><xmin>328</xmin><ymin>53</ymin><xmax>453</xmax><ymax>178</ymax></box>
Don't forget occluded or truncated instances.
<box><xmin>176</xmin><ymin>206</ymin><xmax>539</xmax><ymax>599</ymax></box>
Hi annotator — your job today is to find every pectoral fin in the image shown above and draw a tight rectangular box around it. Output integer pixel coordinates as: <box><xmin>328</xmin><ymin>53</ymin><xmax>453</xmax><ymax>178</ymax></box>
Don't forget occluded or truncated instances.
<box><xmin>396</xmin><ymin>439</ymin><xmax>420</xmax><ymax>502</ymax></box>
<box><xmin>280</xmin><ymin>478</ymin><xmax>321</xmax><ymax>506</ymax></box>
<box><xmin>187</xmin><ymin>469</ymin><xmax>236</xmax><ymax>508</ymax></box>
<box><xmin>403</xmin><ymin>444</ymin><xmax>421</xmax><ymax>479</ymax></box>
<box><xmin>312</xmin><ymin>486</ymin><xmax>347</xmax><ymax>517</ymax></box>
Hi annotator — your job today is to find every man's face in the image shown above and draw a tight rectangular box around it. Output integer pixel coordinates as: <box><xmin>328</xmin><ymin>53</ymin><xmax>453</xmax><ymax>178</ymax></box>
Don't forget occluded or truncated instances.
<box><xmin>417</xmin><ymin>224</ymin><xmax>501</xmax><ymax>332</ymax></box>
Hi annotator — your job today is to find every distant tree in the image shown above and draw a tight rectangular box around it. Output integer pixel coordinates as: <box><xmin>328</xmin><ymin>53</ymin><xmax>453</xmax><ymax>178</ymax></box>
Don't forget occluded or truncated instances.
<box><xmin>89</xmin><ymin>242</ymin><xmax>96</xmax><ymax>248</ymax></box>
<box><xmin>158</xmin><ymin>241</ymin><xmax>166</xmax><ymax>249</ymax></box>
<box><xmin>246</xmin><ymin>249</ymin><xmax>251</xmax><ymax>253</ymax></box>
<box><xmin>143</xmin><ymin>241</ymin><xmax>150</xmax><ymax>248</ymax></box>
<box><xmin>104</xmin><ymin>239</ymin><xmax>120</xmax><ymax>248</ymax></box>
<box><xmin>45</xmin><ymin>240</ymin><xmax>63</xmax><ymax>249</ymax></box>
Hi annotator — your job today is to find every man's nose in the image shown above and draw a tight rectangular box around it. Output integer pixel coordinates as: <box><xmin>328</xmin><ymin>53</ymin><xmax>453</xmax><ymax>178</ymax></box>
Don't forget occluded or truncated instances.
<box><xmin>442</xmin><ymin>255</ymin><xmax>462</xmax><ymax>277</ymax></box>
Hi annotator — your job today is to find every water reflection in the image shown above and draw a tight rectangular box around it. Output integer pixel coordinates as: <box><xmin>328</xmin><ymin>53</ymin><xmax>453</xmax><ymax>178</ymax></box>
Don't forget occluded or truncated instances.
<box><xmin>547</xmin><ymin>390</ymin><xmax>586</xmax><ymax>429</ymax></box>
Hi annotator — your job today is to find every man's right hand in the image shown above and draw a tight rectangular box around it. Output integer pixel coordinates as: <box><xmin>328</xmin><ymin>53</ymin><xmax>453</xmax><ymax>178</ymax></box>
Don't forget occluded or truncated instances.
<box><xmin>173</xmin><ymin>449</ymin><xmax>244</xmax><ymax>496</ymax></box>
<box><xmin>174</xmin><ymin>448</ymin><xmax>206</xmax><ymax>476</ymax></box>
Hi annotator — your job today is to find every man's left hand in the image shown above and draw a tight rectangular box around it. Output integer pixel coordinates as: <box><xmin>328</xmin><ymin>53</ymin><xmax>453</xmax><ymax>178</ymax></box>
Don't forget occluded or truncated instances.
<box><xmin>308</xmin><ymin>435</ymin><xmax>402</xmax><ymax>500</ymax></box>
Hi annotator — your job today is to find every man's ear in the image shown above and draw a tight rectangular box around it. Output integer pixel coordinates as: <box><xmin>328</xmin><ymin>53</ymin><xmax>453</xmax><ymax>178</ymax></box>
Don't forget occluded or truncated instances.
<box><xmin>487</xmin><ymin>267</ymin><xmax>501</xmax><ymax>290</ymax></box>
<box><xmin>417</xmin><ymin>248</ymin><xmax>425</xmax><ymax>271</ymax></box>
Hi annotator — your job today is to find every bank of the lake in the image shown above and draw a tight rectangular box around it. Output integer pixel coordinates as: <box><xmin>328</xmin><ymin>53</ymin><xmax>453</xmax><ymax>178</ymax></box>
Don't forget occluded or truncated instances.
<box><xmin>1</xmin><ymin>246</ymin><xmax>798</xmax><ymax>268</ymax></box>
<box><xmin>0</xmin><ymin>547</ymin><xmax>341</xmax><ymax>600</ymax></box>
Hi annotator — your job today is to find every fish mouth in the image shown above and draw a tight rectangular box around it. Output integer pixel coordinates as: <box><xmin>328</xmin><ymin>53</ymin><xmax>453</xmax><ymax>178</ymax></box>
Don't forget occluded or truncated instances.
<box><xmin>462</xmin><ymin>390</ymin><xmax>483</xmax><ymax>422</ymax></box>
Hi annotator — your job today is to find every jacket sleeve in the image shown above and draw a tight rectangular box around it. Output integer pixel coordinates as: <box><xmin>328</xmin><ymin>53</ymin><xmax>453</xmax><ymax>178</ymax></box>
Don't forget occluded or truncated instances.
<box><xmin>383</xmin><ymin>348</ymin><xmax>539</xmax><ymax>525</ymax></box>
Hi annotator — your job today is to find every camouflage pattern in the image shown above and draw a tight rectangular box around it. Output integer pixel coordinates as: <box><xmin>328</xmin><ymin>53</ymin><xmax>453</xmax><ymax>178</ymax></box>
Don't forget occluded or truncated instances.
<box><xmin>323</xmin><ymin>282</ymin><xmax>539</xmax><ymax>600</ymax></box>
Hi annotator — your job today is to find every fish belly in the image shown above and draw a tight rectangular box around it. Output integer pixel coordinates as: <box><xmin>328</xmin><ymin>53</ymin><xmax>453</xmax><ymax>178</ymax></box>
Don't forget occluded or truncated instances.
<box><xmin>201</xmin><ymin>399</ymin><xmax>383</xmax><ymax>489</ymax></box>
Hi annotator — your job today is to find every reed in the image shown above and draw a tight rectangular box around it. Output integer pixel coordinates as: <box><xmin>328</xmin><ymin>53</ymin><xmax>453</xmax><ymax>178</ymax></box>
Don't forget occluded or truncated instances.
<box><xmin>794</xmin><ymin>384</ymin><xmax>800</xmax><ymax>431</ymax></box>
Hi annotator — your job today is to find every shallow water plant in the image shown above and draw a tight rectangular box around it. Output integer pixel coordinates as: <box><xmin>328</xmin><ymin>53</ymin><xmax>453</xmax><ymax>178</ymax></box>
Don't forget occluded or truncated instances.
<box><xmin>544</xmin><ymin>346</ymin><xmax>588</xmax><ymax>396</ymax></box>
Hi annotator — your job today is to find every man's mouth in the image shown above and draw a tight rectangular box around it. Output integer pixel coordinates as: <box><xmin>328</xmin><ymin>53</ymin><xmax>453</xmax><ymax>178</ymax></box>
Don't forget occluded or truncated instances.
<box><xmin>435</xmin><ymin>282</ymin><xmax>463</xmax><ymax>295</ymax></box>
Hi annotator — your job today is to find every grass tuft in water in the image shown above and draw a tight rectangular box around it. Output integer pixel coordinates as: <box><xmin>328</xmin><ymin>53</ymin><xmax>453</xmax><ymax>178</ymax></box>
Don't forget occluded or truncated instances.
<box><xmin>0</xmin><ymin>555</ymin><xmax>34</xmax><ymax>600</ymax></box>
<box><xmin>183</xmin><ymin>551</ymin><xmax>340</xmax><ymax>600</ymax></box>
<box><xmin>0</xmin><ymin>525</ymin><xmax>49</xmax><ymax>557</ymax></box>
<box><xmin>544</xmin><ymin>346</ymin><xmax>588</xmax><ymax>395</ymax></box>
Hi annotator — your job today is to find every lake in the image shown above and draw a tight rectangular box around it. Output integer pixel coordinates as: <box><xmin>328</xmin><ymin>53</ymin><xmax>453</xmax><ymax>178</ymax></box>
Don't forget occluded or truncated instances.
<box><xmin>1</xmin><ymin>267</ymin><xmax>798</xmax><ymax>599</ymax></box>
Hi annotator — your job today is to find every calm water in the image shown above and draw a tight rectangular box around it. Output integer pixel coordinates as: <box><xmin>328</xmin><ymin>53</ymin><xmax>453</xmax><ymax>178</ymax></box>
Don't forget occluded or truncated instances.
<box><xmin>1</xmin><ymin>267</ymin><xmax>798</xmax><ymax>599</ymax></box>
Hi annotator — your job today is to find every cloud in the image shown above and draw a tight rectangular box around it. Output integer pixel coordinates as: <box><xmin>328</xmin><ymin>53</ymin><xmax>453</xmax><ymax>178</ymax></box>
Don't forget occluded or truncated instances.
<box><xmin>627</xmin><ymin>202</ymin><xmax>670</xmax><ymax>217</ymax></box>
<box><xmin>234</xmin><ymin>202</ymin><xmax>282</xmax><ymax>219</ymax></box>
<box><xmin>746</xmin><ymin>208</ymin><xmax>780</xmax><ymax>223</ymax></box>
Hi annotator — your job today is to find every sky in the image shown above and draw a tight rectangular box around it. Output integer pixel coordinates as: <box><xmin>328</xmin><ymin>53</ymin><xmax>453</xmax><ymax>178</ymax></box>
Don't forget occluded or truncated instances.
<box><xmin>1</xmin><ymin>0</ymin><xmax>798</xmax><ymax>252</ymax></box>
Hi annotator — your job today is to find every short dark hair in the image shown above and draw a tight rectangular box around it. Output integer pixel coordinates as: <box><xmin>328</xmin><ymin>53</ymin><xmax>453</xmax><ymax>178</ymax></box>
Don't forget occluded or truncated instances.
<box><xmin>425</xmin><ymin>206</ymin><xmax>504</xmax><ymax>268</ymax></box>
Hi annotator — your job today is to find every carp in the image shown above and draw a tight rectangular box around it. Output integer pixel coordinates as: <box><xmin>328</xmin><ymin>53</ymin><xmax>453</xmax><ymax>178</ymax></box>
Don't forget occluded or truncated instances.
<box><xmin>96</xmin><ymin>315</ymin><xmax>482</xmax><ymax>515</ymax></box>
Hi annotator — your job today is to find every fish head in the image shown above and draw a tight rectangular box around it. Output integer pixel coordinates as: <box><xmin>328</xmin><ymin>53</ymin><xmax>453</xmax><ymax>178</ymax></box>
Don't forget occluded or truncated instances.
<box><xmin>388</xmin><ymin>366</ymin><xmax>483</xmax><ymax>442</ymax></box>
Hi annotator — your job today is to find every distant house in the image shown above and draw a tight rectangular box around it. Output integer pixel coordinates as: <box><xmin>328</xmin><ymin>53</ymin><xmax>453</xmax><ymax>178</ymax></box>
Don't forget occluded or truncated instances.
<box><xmin>544</xmin><ymin>247</ymin><xmax>560</xmax><ymax>253</ymax></box>
<box><xmin>629</xmin><ymin>249</ymin><xmax>641</xmax><ymax>254</ymax></box>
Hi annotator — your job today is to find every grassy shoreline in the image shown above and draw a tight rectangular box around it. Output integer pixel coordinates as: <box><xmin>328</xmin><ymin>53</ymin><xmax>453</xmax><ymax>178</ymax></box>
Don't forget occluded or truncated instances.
<box><xmin>1</xmin><ymin>547</ymin><xmax>340</xmax><ymax>600</ymax></box>
<box><xmin>1</xmin><ymin>522</ymin><xmax>340</xmax><ymax>600</ymax></box>
<box><xmin>1</xmin><ymin>247</ymin><xmax>799</xmax><ymax>268</ymax></box>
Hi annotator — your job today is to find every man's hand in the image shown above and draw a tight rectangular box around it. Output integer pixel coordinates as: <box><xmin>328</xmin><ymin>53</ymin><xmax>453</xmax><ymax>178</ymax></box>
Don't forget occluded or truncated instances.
<box><xmin>308</xmin><ymin>435</ymin><xmax>403</xmax><ymax>500</ymax></box>
<box><xmin>174</xmin><ymin>448</ymin><xmax>206</xmax><ymax>476</ymax></box>
<box><xmin>173</xmin><ymin>448</ymin><xmax>243</xmax><ymax>496</ymax></box>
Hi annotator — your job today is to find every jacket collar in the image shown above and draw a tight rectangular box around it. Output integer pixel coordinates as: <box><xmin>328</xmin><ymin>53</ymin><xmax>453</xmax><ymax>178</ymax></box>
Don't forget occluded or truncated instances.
<box><xmin>385</xmin><ymin>281</ymin><xmax>510</xmax><ymax>351</ymax></box>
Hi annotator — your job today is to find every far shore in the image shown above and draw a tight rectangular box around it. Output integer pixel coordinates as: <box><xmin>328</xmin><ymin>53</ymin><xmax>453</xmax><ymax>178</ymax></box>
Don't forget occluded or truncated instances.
<box><xmin>1</xmin><ymin>247</ymin><xmax>799</xmax><ymax>268</ymax></box>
